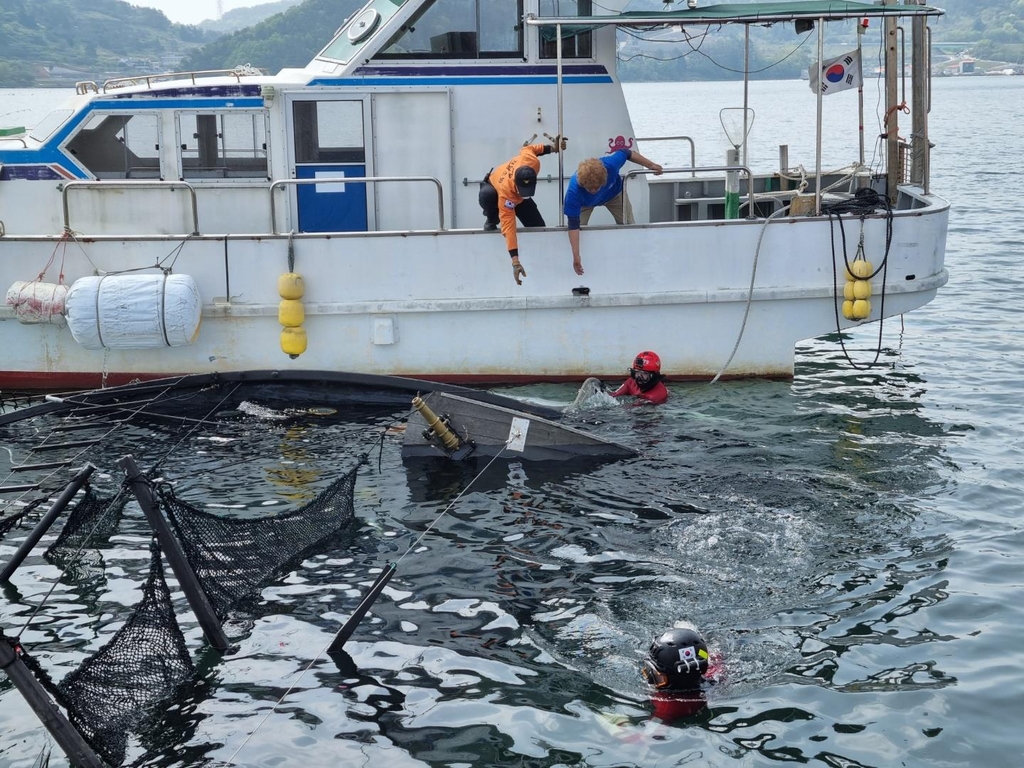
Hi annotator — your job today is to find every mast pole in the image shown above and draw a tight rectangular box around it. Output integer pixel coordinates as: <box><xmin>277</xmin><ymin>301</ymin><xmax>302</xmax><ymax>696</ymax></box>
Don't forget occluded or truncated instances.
<box><xmin>910</xmin><ymin>0</ymin><xmax>930</xmax><ymax>193</ymax></box>
<box><xmin>742</xmin><ymin>25</ymin><xmax>750</xmax><ymax>168</ymax></box>
<box><xmin>857</xmin><ymin>17</ymin><xmax>866</xmax><ymax>167</ymax></box>
<box><xmin>556</xmin><ymin>23</ymin><xmax>565</xmax><ymax>225</ymax></box>
<box><xmin>814</xmin><ymin>17</ymin><xmax>824</xmax><ymax>215</ymax></box>
<box><xmin>884</xmin><ymin>0</ymin><xmax>900</xmax><ymax>203</ymax></box>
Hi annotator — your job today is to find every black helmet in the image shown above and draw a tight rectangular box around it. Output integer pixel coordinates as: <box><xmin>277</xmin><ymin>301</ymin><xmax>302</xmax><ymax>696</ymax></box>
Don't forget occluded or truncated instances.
<box><xmin>641</xmin><ymin>627</ymin><xmax>709</xmax><ymax>691</ymax></box>
<box><xmin>514</xmin><ymin>165</ymin><xmax>538</xmax><ymax>197</ymax></box>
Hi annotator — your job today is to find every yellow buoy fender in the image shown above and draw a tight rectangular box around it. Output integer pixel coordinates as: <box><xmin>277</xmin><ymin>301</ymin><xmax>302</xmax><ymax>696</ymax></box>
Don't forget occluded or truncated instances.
<box><xmin>853</xmin><ymin>280</ymin><xmax>872</xmax><ymax>300</ymax></box>
<box><xmin>280</xmin><ymin>326</ymin><xmax>308</xmax><ymax>357</ymax></box>
<box><xmin>277</xmin><ymin>272</ymin><xmax>305</xmax><ymax>300</ymax></box>
<box><xmin>852</xmin><ymin>299</ymin><xmax>871</xmax><ymax>319</ymax></box>
<box><xmin>850</xmin><ymin>260</ymin><xmax>874</xmax><ymax>279</ymax></box>
<box><xmin>843</xmin><ymin>282</ymin><xmax>856</xmax><ymax>301</ymax></box>
<box><xmin>278</xmin><ymin>299</ymin><xmax>305</xmax><ymax>328</ymax></box>
<box><xmin>842</xmin><ymin>300</ymin><xmax>855</xmax><ymax>320</ymax></box>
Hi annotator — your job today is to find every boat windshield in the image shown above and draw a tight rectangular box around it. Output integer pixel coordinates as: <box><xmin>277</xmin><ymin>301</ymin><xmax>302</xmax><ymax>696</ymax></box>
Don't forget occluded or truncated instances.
<box><xmin>29</xmin><ymin>109</ymin><xmax>74</xmax><ymax>143</ymax></box>
<box><xmin>317</xmin><ymin>0</ymin><xmax>411</xmax><ymax>64</ymax></box>
<box><xmin>374</xmin><ymin>0</ymin><xmax>522</xmax><ymax>59</ymax></box>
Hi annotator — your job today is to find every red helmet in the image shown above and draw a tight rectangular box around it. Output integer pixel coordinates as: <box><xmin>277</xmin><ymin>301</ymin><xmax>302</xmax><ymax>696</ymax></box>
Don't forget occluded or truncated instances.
<box><xmin>632</xmin><ymin>351</ymin><xmax>661</xmax><ymax>374</ymax></box>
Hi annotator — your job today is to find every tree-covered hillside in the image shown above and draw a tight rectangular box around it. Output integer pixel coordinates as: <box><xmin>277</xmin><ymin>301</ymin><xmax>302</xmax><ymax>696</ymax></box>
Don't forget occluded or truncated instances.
<box><xmin>2</xmin><ymin>0</ymin><xmax>1022</xmax><ymax>87</ymax></box>
<box><xmin>181</xmin><ymin>0</ymin><xmax>364</xmax><ymax>73</ymax></box>
<box><xmin>0</xmin><ymin>0</ymin><xmax>214</xmax><ymax>86</ymax></box>
<box><xmin>183</xmin><ymin>0</ymin><xmax>1024</xmax><ymax>81</ymax></box>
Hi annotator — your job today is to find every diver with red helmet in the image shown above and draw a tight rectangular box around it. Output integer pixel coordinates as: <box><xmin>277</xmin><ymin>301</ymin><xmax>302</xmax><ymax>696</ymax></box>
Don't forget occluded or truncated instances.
<box><xmin>640</xmin><ymin>626</ymin><xmax>720</xmax><ymax>721</ymax></box>
<box><xmin>611</xmin><ymin>350</ymin><xmax>669</xmax><ymax>405</ymax></box>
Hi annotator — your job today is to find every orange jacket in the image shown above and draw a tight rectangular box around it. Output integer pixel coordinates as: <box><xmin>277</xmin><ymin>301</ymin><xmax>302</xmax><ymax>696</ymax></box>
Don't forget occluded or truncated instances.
<box><xmin>491</xmin><ymin>143</ymin><xmax>553</xmax><ymax>254</ymax></box>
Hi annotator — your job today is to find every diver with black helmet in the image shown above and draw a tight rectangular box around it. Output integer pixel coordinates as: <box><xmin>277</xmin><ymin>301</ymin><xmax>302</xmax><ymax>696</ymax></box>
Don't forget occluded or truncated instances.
<box><xmin>640</xmin><ymin>625</ymin><xmax>720</xmax><ymax>720</ymax></box>
<box><xmin>611</xmin><ymin>350</ymin><xmax>669</xmax><ymax>405</ymax></box>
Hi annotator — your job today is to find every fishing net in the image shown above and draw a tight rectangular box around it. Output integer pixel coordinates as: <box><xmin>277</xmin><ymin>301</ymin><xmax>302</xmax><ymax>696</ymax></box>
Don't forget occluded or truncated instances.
<box><xmin>156</xmin><ymin>461</ymin><xmax>362</xmax><ymax>619</ymax></box>
<box><xmin>0</xmin><ymin>508</ymin><xmax>30</xmax><ymax>538</ymax></box>
<box><xmin>45</xmin><ymin>486</ymin><xmax>126</xmax><ymax>567</ymax></box>
<box><xmin>15</xmin><ymin>542</ymin><xmax>195</xmax><ymax>767</ymax></box>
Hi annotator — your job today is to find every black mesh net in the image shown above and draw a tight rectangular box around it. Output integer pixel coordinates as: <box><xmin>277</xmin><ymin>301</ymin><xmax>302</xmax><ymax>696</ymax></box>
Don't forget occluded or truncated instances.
<box><xmin>0</xmin><ymin>497</ymin><xmax>46</xmax><ymax>539</ymax></box>
<box><xmin>45</xmin><ymin>487</ymin><xmax>126</xmax><ymax>567</ymax></box>
<box><xmin>55</xmin><ymin>541</ymin><xmax>195</xmax><ymax>767</ymax></box>
<box><xmin>156</xmin><ymin>462</ymin><xmax>362</xmax><ymax>619</ymax></box>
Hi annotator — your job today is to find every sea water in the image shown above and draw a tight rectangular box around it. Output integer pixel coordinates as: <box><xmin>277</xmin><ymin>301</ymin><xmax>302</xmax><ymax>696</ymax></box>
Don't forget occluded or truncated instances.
<box><xmin>1</xmin><ymin>75</ymin><xmax>1024</xmax><ymax>766</ymax></box>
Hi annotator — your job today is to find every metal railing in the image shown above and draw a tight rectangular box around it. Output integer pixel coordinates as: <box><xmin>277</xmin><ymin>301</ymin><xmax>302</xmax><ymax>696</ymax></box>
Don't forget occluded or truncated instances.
<box><xmin>624</xmin><ymin>165</ymin><xmax>757</xmax><ymax>220</ymax></box>
<box><xmin>269</xmin><ymin>176</ymin><xmax>446</xmax><ymax>235</ymax></box>
<box><xmin>100</xmin><ymin>66</ymin><xmax>266</xmax><ymax>93</ymax></box>
<box><xmin>60</xmin><ymin>180</ymin><xmax>200</xmax><ymax>234</ymax></box>
<box><xmin>635</xmin><ymin>136</ymin><xmax>697</xmax><ymax>176</ymax></box>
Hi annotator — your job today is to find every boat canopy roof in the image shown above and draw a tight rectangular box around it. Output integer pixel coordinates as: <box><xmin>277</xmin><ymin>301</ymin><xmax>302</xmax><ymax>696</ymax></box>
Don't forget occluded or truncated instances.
<box><xmin>527</xmin><ymin>1</ymin><xmax>945</xmax><ymax>29</ymax></box>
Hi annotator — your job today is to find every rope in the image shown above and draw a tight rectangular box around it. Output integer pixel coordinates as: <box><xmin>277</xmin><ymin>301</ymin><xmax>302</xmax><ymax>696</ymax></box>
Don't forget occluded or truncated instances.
<box><xmin>223</xmin><ymin>432</ymin><xmax>519</xmax><ymax>765</ymax></box>
<box><xmin>822</xmin><ymin>188</ymin><xmax>895</xmax><ymax>369</ymax></box>
<box><xmin>710</xmin><ymin>206</ymin><xmax>791</xmax><ymax>384</ymax></box>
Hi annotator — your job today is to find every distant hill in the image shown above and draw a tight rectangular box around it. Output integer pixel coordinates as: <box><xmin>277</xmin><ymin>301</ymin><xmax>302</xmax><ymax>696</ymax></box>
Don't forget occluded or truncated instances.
<box><xmin>0</xmin><ymin>0</ymin><xmax>215</xmax><ymax>86</ymax></box>
<box><xmin>2</xmin><ymin>0</ymin><xmax>1021</xmax><ymax>87</ymax></box>
<box><xmin>182</xmin><ymin>0</ymin><xmax>364</xmax><ymax>73</ymax></box>
<box><xmin>182</xmin><ymin>0</ymin><xmax>1024</xmax><ymax>81</ymax></box>
<box><xmin>198</xmin><ymin>0</ymin><xmax>301</xmax><ymax>35</ymax></box>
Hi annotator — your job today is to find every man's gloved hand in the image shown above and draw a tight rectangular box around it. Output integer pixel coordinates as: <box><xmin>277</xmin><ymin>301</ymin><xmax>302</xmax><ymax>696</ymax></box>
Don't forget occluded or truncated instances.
<box><xmin>545</xmin><ymin>133</ymin><xmax>568</xmax><ymax>152</ymax></box>
<box><xmin>512</xmin><ymin>257</ymin><xmax>527</xmax><ymax>285</ymax></box>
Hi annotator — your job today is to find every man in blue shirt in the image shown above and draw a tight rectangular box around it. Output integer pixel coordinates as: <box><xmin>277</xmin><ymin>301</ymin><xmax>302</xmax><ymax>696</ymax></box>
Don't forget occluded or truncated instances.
<box><xmin>564</xmin><ymin>148</ymin><xmax>663</xmax><ymax>275</ymax></box>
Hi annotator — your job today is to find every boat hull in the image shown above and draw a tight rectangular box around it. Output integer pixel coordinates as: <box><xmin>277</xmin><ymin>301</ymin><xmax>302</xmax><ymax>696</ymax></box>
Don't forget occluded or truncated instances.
<box><xmin>0</xmin><ymin>196</ymin><xmax>949</xmax><ymax>389</ymax></box>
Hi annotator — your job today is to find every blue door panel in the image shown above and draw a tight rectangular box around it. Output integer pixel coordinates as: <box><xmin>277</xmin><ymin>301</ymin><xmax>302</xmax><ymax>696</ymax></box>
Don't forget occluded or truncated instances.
<box><xmin>296</xmin><ymin>164</ymin><xmax>368</xmax><ymax>232</ymax></box>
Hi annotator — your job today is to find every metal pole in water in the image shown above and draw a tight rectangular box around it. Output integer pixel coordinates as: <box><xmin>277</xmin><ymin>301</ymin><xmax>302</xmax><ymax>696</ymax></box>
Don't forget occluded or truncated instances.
<box><xmin>0</xmin><ymin>633</ymin><xmax>106</xmax><ymax>768</ymax></box>
<box><xmin>328</xmin><ymin>562</ymin><xmax>397</xmax><ymax>653</ymax></box>
<box><xmin>0</xmin><ymin>464</ymin><xmax>95</xmax><ymax>584</ymax></box>
<box><xmin>119</xmin><ymin>455</ymin><xmax>230</xmax><ymax>651</ymax></box>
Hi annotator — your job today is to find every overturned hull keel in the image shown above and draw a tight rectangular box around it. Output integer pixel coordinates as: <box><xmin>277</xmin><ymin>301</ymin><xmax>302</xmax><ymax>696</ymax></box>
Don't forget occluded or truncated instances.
<box><xmin>403</xmin><ymin>391</ymin><xmax>636</xmax><ymax>462</ymax></box>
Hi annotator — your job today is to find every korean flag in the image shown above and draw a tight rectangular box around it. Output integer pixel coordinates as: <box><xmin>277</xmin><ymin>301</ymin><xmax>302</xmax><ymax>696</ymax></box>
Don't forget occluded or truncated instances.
<box><xmin>808</xmin><ymin>49</ymin><xmax>862</xmax><ymax>96</ymax></box>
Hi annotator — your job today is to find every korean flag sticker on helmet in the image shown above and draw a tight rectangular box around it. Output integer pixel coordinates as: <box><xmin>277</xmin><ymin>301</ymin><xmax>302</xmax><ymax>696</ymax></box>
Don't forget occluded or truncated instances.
<box><xmin>677</xmin><ymin>646</ymin><xmax>700</xmax><ymax>673</ymax></box>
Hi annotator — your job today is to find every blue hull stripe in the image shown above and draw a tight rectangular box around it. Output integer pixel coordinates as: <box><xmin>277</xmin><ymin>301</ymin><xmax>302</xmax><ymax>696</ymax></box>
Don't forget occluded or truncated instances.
<box><xmin>308</xmin><ymin>75</ymin><xmax>613</xmax><ymax>87</ymax></box>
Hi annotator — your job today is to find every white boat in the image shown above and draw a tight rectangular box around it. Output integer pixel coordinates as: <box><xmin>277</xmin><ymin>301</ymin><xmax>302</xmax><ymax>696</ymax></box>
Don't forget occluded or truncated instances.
<box><xmin>0</xmin><ymin>1</ymin><xmax>948</xmax><ymax>390</ymax></box>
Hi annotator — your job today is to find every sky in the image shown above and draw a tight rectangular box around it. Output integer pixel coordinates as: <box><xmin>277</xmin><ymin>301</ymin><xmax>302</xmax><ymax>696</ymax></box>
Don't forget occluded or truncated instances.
<box><xmin>130</xmin><ymin>0</ymin><xmax>279</xmax><ymax>25</ymax></box>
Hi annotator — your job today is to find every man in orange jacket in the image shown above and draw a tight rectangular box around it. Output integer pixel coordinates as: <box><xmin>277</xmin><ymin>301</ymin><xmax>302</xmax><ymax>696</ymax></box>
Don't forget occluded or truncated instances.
<box><xmin>479</xmin><ymin>138</ymin><xmax>564</xmax><ymax>285</ymax></box>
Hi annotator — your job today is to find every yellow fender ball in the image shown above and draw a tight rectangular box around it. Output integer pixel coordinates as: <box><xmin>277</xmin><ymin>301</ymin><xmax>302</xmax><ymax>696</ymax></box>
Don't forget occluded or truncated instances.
<box><xmin>853</xmin><ymin>299</ymin><xmax>871</xmax><ymax>319</ymax></box>
<box><xmin>280</xmin><ymin>326</ymin><xmax>307</xmax><ymax>358</ymax></box>
<box><xmin>842</xmin><ymin>300</ymin><xmax>855</xmax><ymax>320</ymax></box>
<box><xmin>843</xmin><ymin>282</ymin><xmax>856</xmax><ymax>301</ymax></box>
<box><xmin>278</xmin><ymin>272</ymin><xmax>305</xmax><ymax>300</ymax></box>
<box><xmin>278</xmin><ymin>298</ymin><xmax>305</xmax><ymax>328</ymax></box>
<box><xmin>853</xmin><ymin>280</ymin><xmax>872</xmax><ymax>300</ymax></box>
<box><xmin>851</xmin><ymin>260</ymin><xmax>873</xmax><ymax>279</ymax></box>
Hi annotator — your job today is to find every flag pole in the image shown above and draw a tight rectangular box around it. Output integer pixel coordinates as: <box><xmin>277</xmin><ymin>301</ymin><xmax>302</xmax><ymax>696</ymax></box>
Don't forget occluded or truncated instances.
<box><xmin>857</xmin><ymin>18</ymin><xmax>866</xmax><ymax>167</ymax></box>
<box><xmin>814</xmin><ymin>17</ymin><xmax>824</xmax><ymax>215</ymax></box>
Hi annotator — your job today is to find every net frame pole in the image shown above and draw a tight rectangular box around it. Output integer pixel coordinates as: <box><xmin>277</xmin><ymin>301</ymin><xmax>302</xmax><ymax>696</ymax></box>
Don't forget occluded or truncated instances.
<box><xmin>0</xmin><ymin>464</ymin><xmax>95</xmax><ymax>583</ymax></box>
<box><xmin>0</xmin><ymin>633</ymin><xmax>107</xmax><ymax>768</ymax></box>
<box><xmin>119</xmin><ymin>455</ymin><xmax>230</xmax><ymax>652</ymax></box>
<box><xmin>328</xmin><ymin>563</ymin><xmax>397</xmax><ymax>653</ymax></box>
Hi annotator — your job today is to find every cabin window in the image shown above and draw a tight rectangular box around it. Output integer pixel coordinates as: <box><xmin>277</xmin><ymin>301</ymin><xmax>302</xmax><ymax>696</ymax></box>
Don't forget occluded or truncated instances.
<box><xmin>375</xmin><ymin>0</ymin><xmax>523</xmax><ymax>59</ymax></box>
<box><xmin>292</xmin><ymin>101</ymin><xmax>366</xmax><ymax>164</ymax></box>
<box><xmin>539</xmin><ymin>0</ymin><xmax>593</xmax><ymax>59</ymax></box>
<box><xmin>176</xmin><ymin>111</ymin><xmax>268</xmax><ymax>181</ymax></box>
<box><xmin>65</xmin><ymin>113</ymin><xmax>161</xmax><ymax>180</ymax></box>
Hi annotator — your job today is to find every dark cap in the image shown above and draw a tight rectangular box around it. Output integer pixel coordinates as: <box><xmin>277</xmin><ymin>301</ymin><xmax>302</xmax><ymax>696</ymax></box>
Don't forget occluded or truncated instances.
<box><xmin>514</xmin><ymin>166</ymin><xmax>537</xmax><ymax>197</ymax></box>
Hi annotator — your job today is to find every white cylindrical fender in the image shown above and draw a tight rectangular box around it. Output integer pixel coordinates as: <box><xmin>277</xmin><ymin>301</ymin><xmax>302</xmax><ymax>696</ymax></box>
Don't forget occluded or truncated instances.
<box><xmin>65</xmin><ymin>273</ymin><xmax>202</xmax><ymax>350</ymax></box>
<box><xmin>5</xmin><ymin>280</ymin><xmax>68</xmax><ymax>325</ymax></box>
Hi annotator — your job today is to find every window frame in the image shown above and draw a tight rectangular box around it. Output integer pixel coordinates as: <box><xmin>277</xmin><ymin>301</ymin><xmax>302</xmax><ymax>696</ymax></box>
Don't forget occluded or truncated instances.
<box><xmin>174</xmin><ymin>109</ymin><xmax>271</xmax><ymax>184</ymax></box>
